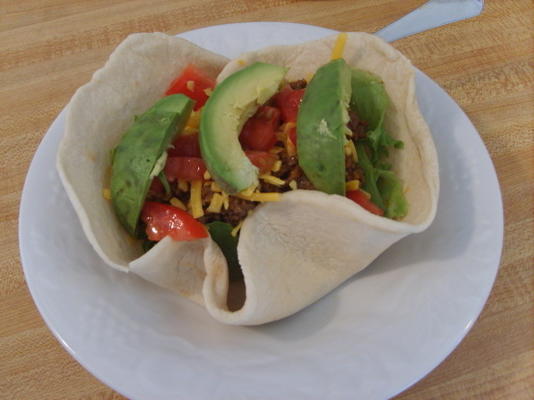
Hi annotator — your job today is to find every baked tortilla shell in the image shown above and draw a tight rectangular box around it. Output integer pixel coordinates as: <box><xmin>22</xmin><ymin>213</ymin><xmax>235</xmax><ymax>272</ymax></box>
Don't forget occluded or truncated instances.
<box><xmin>58</xmin><ymin>32</ymin><xmax>438</xmax><ymax>325</ymax></box>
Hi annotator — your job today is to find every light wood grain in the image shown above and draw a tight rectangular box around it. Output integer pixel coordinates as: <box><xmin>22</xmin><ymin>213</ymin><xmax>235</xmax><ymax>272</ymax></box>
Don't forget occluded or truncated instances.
<box><xmin>1</xmin><ymin>1</ymin><xmax>533</xmax><ymax>399</ymax></box>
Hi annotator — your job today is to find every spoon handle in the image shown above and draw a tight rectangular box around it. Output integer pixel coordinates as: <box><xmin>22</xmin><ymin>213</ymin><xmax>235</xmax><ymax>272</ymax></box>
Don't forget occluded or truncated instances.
<box><xmin>375</xmin><ymin>0</ymin><xmax>484</xmax><ymax>42</ymax></box>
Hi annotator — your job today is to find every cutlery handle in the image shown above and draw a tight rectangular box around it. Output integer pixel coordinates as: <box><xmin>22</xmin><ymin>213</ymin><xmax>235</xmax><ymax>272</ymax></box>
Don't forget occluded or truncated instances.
<box><xmin>375</xmin><ymin>0</ymin><xmax>484</xmax><ymax>42</ymax></box>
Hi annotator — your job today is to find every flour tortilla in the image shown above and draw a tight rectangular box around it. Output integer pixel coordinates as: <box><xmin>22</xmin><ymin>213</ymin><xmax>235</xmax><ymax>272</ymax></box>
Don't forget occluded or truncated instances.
<box><xmin>58</xmin><ymin>32</ymin><xmax>438</xmax><ymax>325</ymax></box>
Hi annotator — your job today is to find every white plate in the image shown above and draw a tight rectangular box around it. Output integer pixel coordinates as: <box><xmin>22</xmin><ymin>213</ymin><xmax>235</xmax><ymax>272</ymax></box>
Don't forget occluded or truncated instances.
<box><xmin>19</xmin><ymin>22</ymin><xmax>503</xmax><ymax>400</ymax></box>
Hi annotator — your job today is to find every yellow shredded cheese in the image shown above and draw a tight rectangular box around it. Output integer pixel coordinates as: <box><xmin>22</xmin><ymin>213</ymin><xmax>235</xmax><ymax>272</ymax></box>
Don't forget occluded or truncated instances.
<box><xmin>170</xmin><ymin>197</ymin><xmax>186</xmax><ymax>210</ymax></box>
<box><xmin>349</xmin><ymin>140</ymin><xmax>358</xmax><ymax>162</ymax></box>
<box><xmin>240</xmin><ymin>184</ymin><xmax>257</xmax><ymax>197</ymax></box>
<box><xmin>269</xmin><ymin>146</ymin><xmax>284</xmax><ymax>154</ymax></box>
<box><xmin>237</xmin><ymin>59</ymin><xmax>247</xmax><ymax>66</ymax></box>
<box><xmin>305</xmin><ymin>72</ymin><xmax>314</xmax><ymax>82</ymax></box>
<box><xmin>285</xmin><ymin>136</ymin><xmax>296</xmax><ymax>156</ymax></box>
<box><xmin>206</xmin><ymin>193</ymin><xmax>224</xmax><ymax>213</ymax></box>
<box><xmin>260</xmin><ymin>174</ymin><xmax>285</xmax><ymax>186</ymax></box>
<box><xmin>190</xmin><ymin>180</ymin><xmax>204</xmax><ymax>218</ymax></box>
<box><xmin>186</xmin><ymin>80</ymin><xmax>195</xmax><ymax>92</ymax></box>
<box><xmin>178</xmin><ymin>179</ymin><xmax>189</xmax><ymax>192</ymax></box>
<box><xmin>360</xmin><ymin>189</ymin><xmax>371</xmax><ymax>199</ymax></box>
<box><xmin>102</xmin><ymin>188</ymin><xmax>112</xmax><ymax>200</ymax></box>
<box><xmin>283</xmin><ymin>122</ymin><xmax>296</xmax><ymax>134</ymax></box>
<box><xmin>344</xmin><ymin>141</ymin><xmax>353</xmax><ymax>156</ymax></box>
<box><xmin>222</xmin><ymin>191</ymin><xmax>230</xmax><ymax>210</ymax></box>
<box><xmin>345</xmin><ymin>180</ymin><xmax>360</xmax><ymax>192</ymax></box>
<box><xmin>331</xmin><ymin>32</ymin><xmax>347</xmax><ymax>60</ymax></box>
<box><xmin>237</xmin><ymin>192</ymin><xmax>281</xmax><ymax>202</ymax></box>
<box><xmin>203</xmin><ymin>88</ymin><xmax>213</xmax><ymax>97</ymax></box>
<box><xmin>289</xmin><ymin>180</ymin><xmax>298</xmax><ymax>190</ymax></box>
<box><xmin>211</xmin><ymin>181</ymin><xmax>222</xmax><ymax>192</ymax></box>
<box><xmin>271</xmin><ymin>160</ymin><xmax>282</xmax><ymax>172</ymax></box>
<box><xmin>183</xmin><ymin>110</ymin><xmax>200</xmax><ymax>134</ymax></box>
<box><xmin>203</xmin><ymin>170</ymin><xmax>211</xmax><ymax>180</ymax></box>
<box><xmin>231</xmin><ymin>221</ymin><xmax>243</xmax><ymax>237</ymax></box>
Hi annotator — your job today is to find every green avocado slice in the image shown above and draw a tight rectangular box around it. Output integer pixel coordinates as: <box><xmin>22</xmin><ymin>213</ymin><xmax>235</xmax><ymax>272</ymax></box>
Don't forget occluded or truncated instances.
<box><xmin>200</xmin><ymin>62</ymin><xmax>287</xmax><ymax>194</ymax></box>
<box><xmin>296</xmin><ymin>58</ymin><xmax>351</xmax><ymax>195</ymax></box>
<box><xmin>111</xmin><ymin>94</ymin><xmax>194</xmax><ymax>236</ymax></box>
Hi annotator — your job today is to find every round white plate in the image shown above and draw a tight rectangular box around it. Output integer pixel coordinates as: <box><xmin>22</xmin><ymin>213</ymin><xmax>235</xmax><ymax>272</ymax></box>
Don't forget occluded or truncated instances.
<box><xmin>19</xmin><ymin>22</ymin><xmax>503</xmax><ymax>400</ymax></box>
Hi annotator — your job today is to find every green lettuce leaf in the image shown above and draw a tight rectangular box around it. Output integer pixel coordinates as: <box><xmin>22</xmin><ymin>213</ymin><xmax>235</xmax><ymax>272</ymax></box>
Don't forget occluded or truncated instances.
<box><xmin>351</xmin><ymin>68</ymin><xmax>408</xmax><ymax>219</ymax></box>
<box><xmin>206</xmin><ymin>221</ymin><xmax>242</xmax><ymax>282</ymax></box>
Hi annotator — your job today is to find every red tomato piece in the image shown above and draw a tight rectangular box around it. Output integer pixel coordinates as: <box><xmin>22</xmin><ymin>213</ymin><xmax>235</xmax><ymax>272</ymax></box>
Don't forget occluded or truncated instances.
<box><xmin>165</xmin><ymin>64</ymin><xmax>216</xmax><ymax>110</ymax></box>
<box><xmin>141</xmin><ymin>201</ymin><xmax>208</xmax><ymax>241</ymax></box>
<box><xmin>245</xmin><ymin>150</ymin><xmax>277</xmax><ymax>174</ymax></box>
<box><xmin>346</xmin><ymin>190</ymin><xmax>384</xmax><ymax>216</ymax></box>
<box><xmin>164</xmin><ymin>157</ymin><xmax>206</xmax><ymax>182</ymax></box>
<box><xmin>148</xmin><ymin>177</ymin><xmax>164</xmax><ymax>197</ymax></box>
<box><xmin>168</xmin><ymin>134</ymin><xmax>201</xmax><ymax>157</ymax></box>
<box><xmin>239</xmin><ymin>106</ymin><xmax>281</xmax><ymax>151</ymax></box>
<box><xmin>273</xmin><ymin>86</ymin><xmax>305</xmax><ymax>123</ymax></box>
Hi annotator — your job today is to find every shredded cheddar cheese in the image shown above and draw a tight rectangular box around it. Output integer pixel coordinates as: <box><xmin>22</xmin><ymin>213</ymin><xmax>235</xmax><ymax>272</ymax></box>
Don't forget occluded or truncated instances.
<box><xmin>285</xmin><ymin>136</ymin><xmax>296</xmax><ymax>156</ymax></box>
<box><xmin>305</xmin><ymin>72</ymin><xmax>314</xmax><ymax>83</ymax></box>
<box><xmin>231</xmin><ymin>221</ymin><xmax>243</xmax><ymax>237</ymax></box>
<box><xmin>289</xmin><ymin>180</ymin><xmax>298</xmax><ymax>190</ymax></box>
<box><xmin>344</xmin><ymin>141</ymin><xmax>353</xmax><ymax>156</ymax></box>
<box><xmin>360</xmin><ymin>189</ymin><xmax>371</xmax><ymax>199</ymax></box>
<box><xmin>221</xmin><ymin>191</ymin><xmax>230</xmax><ymax>210</ymax></box>
<box><xmin>237</xmin><ymin>192</ymin><xmax>281</xmax><ymax>202</ymax></box>
<box><xmin>203</xmin><ymin>88</ymin><xmax>213</xmax><ymax>97</ymax></box>
<box><xmin>183</xmin><ymin>110</ymin><xmax>200</xmax><ymax>134</ymax></box>
<box><xmin>283</xmin><ymin>122</ymin><xmax>296</xmax><ymax>134</ymax></box>
<box><xmin>349</xmin><ymin>140</ymin><xmax>358</xmax><ymax>162</ymax></box>
<box><xmin>186</xmin><ymin>80</ymin><xmax>195</xmax><ymax>92</ymax></box>
<box><xmin>178</xmin><ymin>179</ymin><xmax>189</xmax><ymax>192</ymax></box>
<box><xmin>203</xmin><ymin>170</ymin><xmax>211</xmax><ymax>180</ymax></box>
<box><xmin>237</xmin><ymin>59</ymin><xmax>247</xmax><ymax>66</ymax></box>
<box><xmin>331</xmin><ymin>32</ymin><xmax>347</xmax><ymax>60</ymax></box>
<box><xmin>240</xmin><ymin>184</ymin><xmax>257</xmax><ymax>197</ymax></box>
<box><xmin>207</xmin><ymin>193</ymin><xmax>224</xmax><ymax>213</ymax></box>
<box><xmin>190</xmin><ymin>180</ymin><xmax>204</xmax><ymax>218</ymax></box>
<box><xmin>170</xmin><ymin>197</ymin><xmax>186</xmax><ymax>210</ymax></box>
<box><xmin>345</xmin><ymin>180</ymin><xmax>360</xmax><ymax>191</ymax></box>
<box><xmin>260</xmin><ymin>174</ymin><xmax>285</xmax><ymax>186</ymax></box>
<box><xmin>269</xmin><ymin>146</ymin><xmax>284</xmax><ymax>154</ymax></box>
<box><xmin>271</xmin><ymin>160</ymin><xmax>282</xmax><ymax>172</ymax></box>
<box><xmin>102</xmin><ymin>188</ymin><xmax>112</xmax><ymax>200</ymax></box>
<box><xmin>211</xmin><ymin>181</ymin><xmax>222</xmax><ymax>192</ymax></box>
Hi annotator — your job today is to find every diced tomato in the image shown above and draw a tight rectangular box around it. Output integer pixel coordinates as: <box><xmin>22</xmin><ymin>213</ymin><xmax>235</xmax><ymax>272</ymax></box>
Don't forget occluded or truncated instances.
<box><xmin>164</xmin><ymin>151</ymin><xmax>275</xmax><ymax>182</ymax></box>
<box><xmin>165</xmin><ymin>157</ymin><xmax>206</xmax><ymax>182</ymax></box>
<box><xmin>148</xmin><ymin>177</ymin><xmax>164</xmax><ymax>197</ymax></box>
<box><xmin>239</xmin><ymin>106</ymin><xmax>281</xmax><ymax>151</ymax></box>
<box><xmin>273</xmin><ymin>86</ymin><xmax>305</xmax><ymax>123</ymax></box>
<box><xmin>346</xmin><ymin>190</ymin><xmax>384</xmax><ymax>216</ymax></box>
<box><xmin>245</xmin><ymin>150</ymin><xmax>277</xmax><ymax>174</ymax></box>
<box><xmin>168</xmin><ymin>133</ymin><xmax>201</xmax><ymax>157</ymax></box>
<box><xmin>165</xmin><ymin>64</ymin><xmax>215</xmax><ymax>110</ymax></box>
<box><xmin>141</xmin><ymin>201</ymin><xmax>208</xmax><ymax>241</ymax></box>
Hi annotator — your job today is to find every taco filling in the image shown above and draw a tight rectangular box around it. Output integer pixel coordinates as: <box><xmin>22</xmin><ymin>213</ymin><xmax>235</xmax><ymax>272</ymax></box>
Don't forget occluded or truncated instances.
<box><xmin>108</xmin><ymin>38</ymin><xmax>408</xmax><ymax>282</ymax></box>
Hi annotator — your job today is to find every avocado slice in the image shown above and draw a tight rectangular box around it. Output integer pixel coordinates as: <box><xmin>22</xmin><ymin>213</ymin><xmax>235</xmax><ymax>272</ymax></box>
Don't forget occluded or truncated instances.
<box><xmin>200</xmin><ymin>62</ymin><xmax>287</xmax><ymax>193</ymax></box>
<box><xmin>296</xmin><ymin>58</ymin><xmax>351</xmax><ymax>195</ymax></box>
<box><xmin>111</xmin><ymin>94</ymin><xmax>194</xmax><ymax>236</ymax></box>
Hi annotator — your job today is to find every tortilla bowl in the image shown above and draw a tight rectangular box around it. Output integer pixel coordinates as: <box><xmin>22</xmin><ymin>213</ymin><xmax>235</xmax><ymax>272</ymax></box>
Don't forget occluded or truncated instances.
<box><xmin>57</xmin><ymin>32</ymin><xmax>438</xmax><ymax>325</ymax></box>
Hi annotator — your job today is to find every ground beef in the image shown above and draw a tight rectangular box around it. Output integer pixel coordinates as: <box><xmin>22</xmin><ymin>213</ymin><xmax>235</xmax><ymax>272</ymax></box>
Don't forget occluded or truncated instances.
<box><xmin>345</xmin><ymin>150</ymin><xmax>364</xmax><ymax>183</ymax></box>
<box><xmin>273</xmin><ymin>151</ymin><xmax>298</xmax><ymax>180</ymax></box>
<box><xmin>289</xmin><ymin>79</ymin><xmax>307</xmax><ymax>90</ymax></box>
<box><xmin>348</xmin><ymin>110</ymin><xmax>368</xmax><ymax>139</ymax></box>
<box><xmin>200</xmin><ymin>196</ymin><xmax>257</xmax><ymax>226</ymax></box>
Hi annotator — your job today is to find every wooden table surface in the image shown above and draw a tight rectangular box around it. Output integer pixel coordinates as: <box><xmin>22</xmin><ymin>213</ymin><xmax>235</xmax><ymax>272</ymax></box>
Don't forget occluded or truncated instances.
<box><xmin>1</xmin><ymin>0</ymin><xmax>533</xmax><ymax>399</ymax></box>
